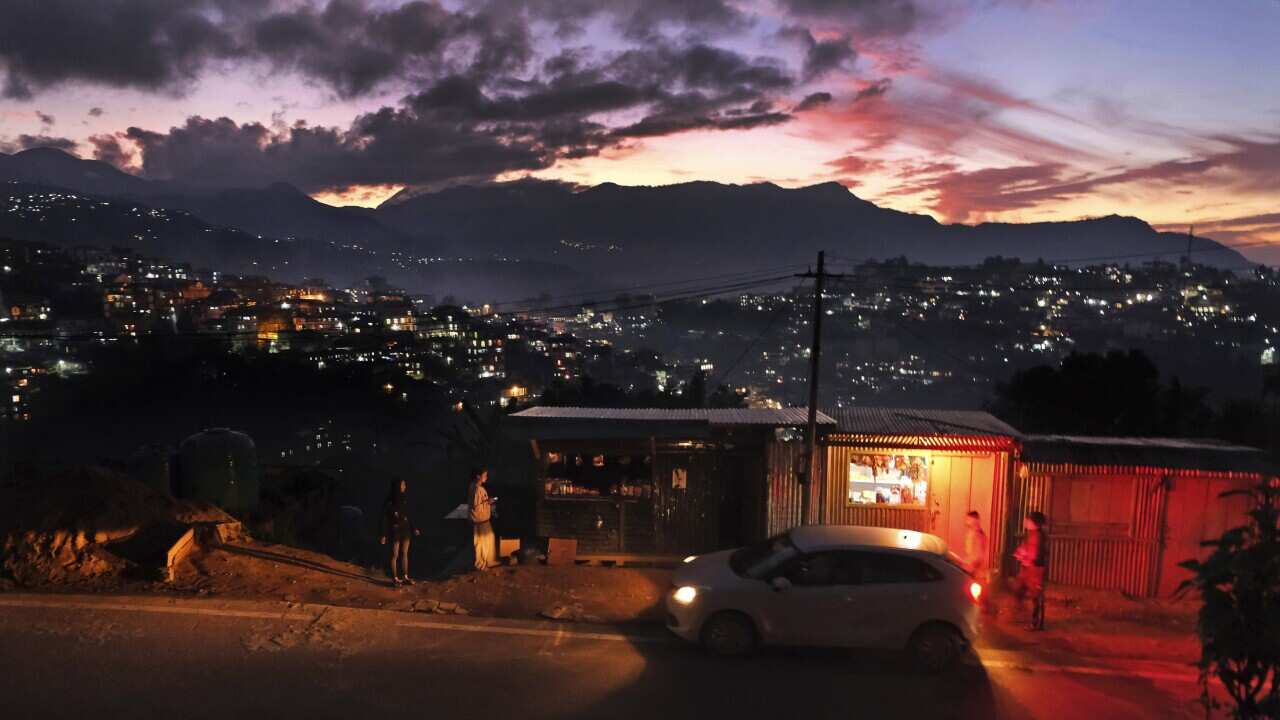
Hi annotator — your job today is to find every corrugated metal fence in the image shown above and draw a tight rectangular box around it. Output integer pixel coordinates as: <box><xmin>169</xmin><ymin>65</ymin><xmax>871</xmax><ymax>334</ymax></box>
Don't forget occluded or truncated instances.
<box><xmin>765</xmin><ymin>440</ymin><xmax>821</xmax><ymax>536</ymax></box>
<box><xmin>1010</xmin><ymin>467</ymin><xmax>1169</xmax><ymax>597</ymax></box>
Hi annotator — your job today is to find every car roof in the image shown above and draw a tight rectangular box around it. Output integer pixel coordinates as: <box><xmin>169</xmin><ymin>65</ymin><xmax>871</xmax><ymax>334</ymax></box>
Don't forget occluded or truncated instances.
<box><xmin>788</xmin><ymin>525</ymin><xmax>948</xmax><ymax>556</ymax></box>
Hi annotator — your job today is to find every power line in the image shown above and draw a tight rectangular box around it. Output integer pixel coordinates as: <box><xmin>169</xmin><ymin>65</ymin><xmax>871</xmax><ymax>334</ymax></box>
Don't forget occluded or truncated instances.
<box><xmin>510</xmin><ymin>273</ymin><xmax>799</xmax><ymax>317</ymax></box>
<box><xmin>487</xmin><ymin>263</ymin><xmax>809</xmax><ymax>311</ymax></box>
<box><xmin>707</xmin><ymin>282</ymin><xmax>806</xmax><ymax>390</ymax></box>
<box><xmin>831</xmin><ymin>239</ymin><xmax>1275</xmax><ymax>269</ymax></box>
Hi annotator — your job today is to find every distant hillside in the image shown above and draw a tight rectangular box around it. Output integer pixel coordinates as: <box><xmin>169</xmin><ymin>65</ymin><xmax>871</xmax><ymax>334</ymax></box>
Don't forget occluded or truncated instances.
<box><xmin>0</xmin><ymin>147</ymin><xmax>151</xmax><ymax>197</ymax></box>
<box><xmin>376</xmin><ymin>179</ymin><xmax>1251</xmax><ymax>279</ymax></box>
<box><xmin>0</xmin><ymin>147</ymin><xmax>1257</xmax><ymax>297</ymax></box>
<box><xmin>0</xmin><ymin>148</ymin><xmax>414</xmax><ymax>254</ymax></box>
<box><xmin>0</xmin><ymin>182</ymin><xmax>375</xmax><ymax>279</ymax></box>
<box><xmin>0</xmin><ymin>180</ymin><xmax>590</xmax><ymax>296</ymax></box>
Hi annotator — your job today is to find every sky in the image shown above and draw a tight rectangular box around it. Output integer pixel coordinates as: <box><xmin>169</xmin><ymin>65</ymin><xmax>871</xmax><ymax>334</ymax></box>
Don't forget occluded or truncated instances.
<box><xmin>1</xmin><ymin>0</ymin><xmax>1278</xmax><ymax>263</ymax></box>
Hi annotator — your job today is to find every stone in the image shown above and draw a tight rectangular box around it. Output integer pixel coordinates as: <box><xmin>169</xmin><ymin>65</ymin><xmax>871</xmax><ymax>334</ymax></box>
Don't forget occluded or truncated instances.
<box><xmin>540</xmin><ymin>603</ymin><xmax>582</xmax><ymax>621</ymax></box>
<box><xmin>413</xmin><ymin>599</ymin><xmax>440</xmax><ymax>613</ymax></box>
<box><xmin>437</xmin><ymin>601</ymin><xmax>458</xmax><ymax>612</ymax></box>
<box><xmin>453</xmin><ymin>607</ymin><xmax>469</xmax><ymax>616</ymax></box>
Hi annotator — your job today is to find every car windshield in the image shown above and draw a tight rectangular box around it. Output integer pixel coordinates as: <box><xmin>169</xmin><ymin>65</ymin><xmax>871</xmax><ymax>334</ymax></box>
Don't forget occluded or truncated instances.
<box><xmin>729</xmin><ymin>533</ymin><xmax>801</xmax><ymax>579</ymax></box>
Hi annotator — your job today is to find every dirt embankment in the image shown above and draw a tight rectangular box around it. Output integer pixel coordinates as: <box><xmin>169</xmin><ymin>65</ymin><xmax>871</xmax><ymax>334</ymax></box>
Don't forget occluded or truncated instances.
<box><xmin>0</xmin><ymin>467</ymin><xmax>234</xmax><ymax>588</ymax></box>
<box><xmin>0</xmin><ymin>465</ymin><xmax>670</xmax><ymax>624</ymax></box>
<box><xmin>172</xmin><ymin>539</ymin><xmax>672</xmax><ymax>624</ymax></box>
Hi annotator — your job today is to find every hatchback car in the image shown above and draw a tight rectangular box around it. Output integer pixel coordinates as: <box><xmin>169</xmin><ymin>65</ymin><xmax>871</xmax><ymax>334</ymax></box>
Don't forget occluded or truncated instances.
<box><xmin>666</xmin><ymin>525</ymin><xmax>982</xmax><ymax>671</ymax></box>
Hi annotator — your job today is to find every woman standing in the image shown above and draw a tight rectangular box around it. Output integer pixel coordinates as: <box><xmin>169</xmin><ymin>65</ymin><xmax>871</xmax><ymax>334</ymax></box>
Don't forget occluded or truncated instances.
<box><xmin>1010</xmin><ymin>511</ymin><xmax>1048</xmax><ymax>630</ymax></box>
<box><xmin>380</xmin><ymin>478</ymin><xmax>420</xmax><ymax>586</ymax></box>
<box><xmin>469</xmin><ymin>468</ymin><xmax>496</xmax><ymax>571</ymax></box>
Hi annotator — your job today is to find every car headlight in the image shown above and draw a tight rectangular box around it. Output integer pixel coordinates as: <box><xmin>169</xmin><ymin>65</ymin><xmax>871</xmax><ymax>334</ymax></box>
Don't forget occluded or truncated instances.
<box><xmin>673</xmin><ymin>586</ymin><xmax>698</xmax><ymax>604</ymax></box>
<box><xmin>683</xmin><ymin>555</ymin><xmax>697</xmax><ymax>564</ymax></box>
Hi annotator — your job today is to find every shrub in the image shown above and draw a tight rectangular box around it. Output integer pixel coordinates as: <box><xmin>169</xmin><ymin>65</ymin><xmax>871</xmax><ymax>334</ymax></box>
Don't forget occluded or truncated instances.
<box><xmin>1178</xmin><ymin>479</ymin><xmax>1280</xmax><ymax>719</ymax></box>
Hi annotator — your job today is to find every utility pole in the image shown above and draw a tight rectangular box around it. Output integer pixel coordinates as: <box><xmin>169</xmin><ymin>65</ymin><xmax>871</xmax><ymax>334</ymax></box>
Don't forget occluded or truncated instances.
<box><xmin>796</xmin><ymin>251</ymin><xmax>844</xmax><ymax>525</ymax></box>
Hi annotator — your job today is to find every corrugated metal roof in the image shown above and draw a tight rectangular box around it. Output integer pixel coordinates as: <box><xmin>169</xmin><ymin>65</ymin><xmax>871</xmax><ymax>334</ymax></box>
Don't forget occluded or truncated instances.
<box><xmin>512</xmin><ymin>406</ymin><xmax>835</xmax><ymax>426</ymax></box>
<box><xmin>827</xmin><ymin>407</ymin><xmax>1020</xmax><ymax>438</ymax></box>
<box><xmin>1023</xmin><ymin>434</ymin><xmax>1276</xmax><ymax>475</ymax></box>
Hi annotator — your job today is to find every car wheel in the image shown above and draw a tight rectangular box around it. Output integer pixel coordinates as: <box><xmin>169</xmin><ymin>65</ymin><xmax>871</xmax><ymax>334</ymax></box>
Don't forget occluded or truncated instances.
<box><xmin>909</xmin><ymin>624</ymin><xmax>962</xmax><ymax>673</ymax></box>
<box><xmin>701</xmin><ymin>612</ymin><xmax>756</xmax><ymax>657</ymax></box>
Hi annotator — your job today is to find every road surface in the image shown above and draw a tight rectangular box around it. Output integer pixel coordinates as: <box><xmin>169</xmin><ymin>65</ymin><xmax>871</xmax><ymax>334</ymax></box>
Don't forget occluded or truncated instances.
<box><xmin>0</xmin><ymin>593</ymin><xmax>1213</xmax><ymax>719</ymax></box>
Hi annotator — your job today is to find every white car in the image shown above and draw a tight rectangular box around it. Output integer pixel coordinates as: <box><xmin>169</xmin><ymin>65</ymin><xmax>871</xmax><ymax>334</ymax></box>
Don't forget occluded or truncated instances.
<box><xmin>666</xmin><ymin>525</ymin><xmax>983</xmax><ymax>671</ymax></box>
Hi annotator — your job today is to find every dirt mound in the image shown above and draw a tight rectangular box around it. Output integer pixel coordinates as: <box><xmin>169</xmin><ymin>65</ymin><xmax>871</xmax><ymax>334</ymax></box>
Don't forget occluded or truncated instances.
<box><xmin>0</xmin><ymin>466</ymin><xmax>235</xmax><ymax>587</ymax></box>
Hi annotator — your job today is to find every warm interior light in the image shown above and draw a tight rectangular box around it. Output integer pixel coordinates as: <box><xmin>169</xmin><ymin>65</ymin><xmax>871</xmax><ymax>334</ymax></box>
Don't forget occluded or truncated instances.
<box><xmin>683</xmin><ymin>555</ymin><xmax>697</xmax><ymax>564</ymax></box>
<box><xmin>969</xmin><ymin>582</ymin><xmax>983</xmax><ymax>604</ymax></box>
<box><xmin>673</xmin><ymin>586</ymin><xmax>698</xmax><ymax>604</ymax></box>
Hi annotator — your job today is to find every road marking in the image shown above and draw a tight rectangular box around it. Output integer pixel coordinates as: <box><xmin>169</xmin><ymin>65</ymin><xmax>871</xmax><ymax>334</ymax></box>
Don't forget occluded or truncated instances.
<box><xmin>397</xmin><ymin>619</ymin><xmax>666</xmax><ymax>645</ymax></box>
<box><xmin>0</xmin><ymin>597</ymin><xmax>314</xmax><ymax>621</ymax></box>
<box><xmin>0</xmin><ymin>596</ymin><xmax>666</xmax><ymax>646</ymax></box>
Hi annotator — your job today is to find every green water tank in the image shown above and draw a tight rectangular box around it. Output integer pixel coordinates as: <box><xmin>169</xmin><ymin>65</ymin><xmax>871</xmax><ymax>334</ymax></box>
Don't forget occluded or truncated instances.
<box><xmin>176</xmin><ymin>428</ymin><xmax>259</xmax><ymax>514</ymax></box>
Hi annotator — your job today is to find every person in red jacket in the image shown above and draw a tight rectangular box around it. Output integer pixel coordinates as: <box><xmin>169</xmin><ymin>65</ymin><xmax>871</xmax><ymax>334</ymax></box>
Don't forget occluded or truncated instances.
<box><xmin>1010</xmin><ymin>511</ymin><xmax>1048</xmax><ymax>630</ymax></box>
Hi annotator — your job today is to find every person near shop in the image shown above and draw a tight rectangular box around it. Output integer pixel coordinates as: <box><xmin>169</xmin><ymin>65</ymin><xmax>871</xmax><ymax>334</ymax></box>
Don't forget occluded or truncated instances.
<box><xmin>1010</xmin><ymin>511</ymin><xmax>1048</xmax><ymax>630</ymax></box>
<box><xmin>469</xmin><ymin>467</ymin><xmax>497</xmax><ymax>571</ymax></box>
<box><xmin>380</xmin><ymin>478</ymin><xmax>420</xmax><ymax>586</ymax></box>
<box><xmin>961</xmin><ymin>511</ymin><xmax>992</xmax><ymax>613</ymax></box>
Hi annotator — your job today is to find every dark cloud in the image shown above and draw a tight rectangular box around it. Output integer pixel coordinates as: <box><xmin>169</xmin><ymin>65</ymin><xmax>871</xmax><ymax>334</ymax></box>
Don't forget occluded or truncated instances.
<box><xmin>12</xmin><ymin>1</ymin><xmax>863</xmax><ymax>191</ymax></box>
<box><xmin>0</xmin><ymin>0</ymin><xmax>535</xmax><ymax>99</ymax></box>
<box><xmin>778</xmin><ymin>0</ymin><xmax>922</xmax><ymax>37</ymax></box>
<box><xmin>0</xmin><ymin>0</ymin><xmax>770</xmax><ymax>100</ymax></box>
<box><xmin>89</xmin><ymin>133</ymin><xmax>135</xmax><ymax>168</ymax></box>
<box><xmin>0</xmin><ymin>0</ymin><xmax>238</xmax><ymax>99</ymax></box>
<box><xmin>510</xmin><ymin>0</ymin><xmax>750</xmax><ymax>41</ymax></box>
<box><xmin>852</xmin><ymin>78</ymin><xmax>892</xmax><ymax>102</ymax></box>
<box><xmin>412</xmin><ymin>75</ymin><xmax>660</xmax><ymax>122</ymax></box>
<box><xmin>120</xmin><ymin>110</ymin><xmax>555</xmax><ymax>191</ymax></box>
<box><xmin>613</xmin><ymin>110</ymin><xmax>791</xmax><ymax>138</ymax></box>
<box><xmin>116</xmin><ymin>33</ymin><xmax>805</xmax><ymax>191</ymax></box>
<box><xmin>794</xmin><ymin>91</ymin><xmax>833</xmax><ymax>111</ymax></box>
<box><xmin>779</xmin><ymin>26</ymin><xmax>856</xmax><ymax>80</ymax></box>
<box><xmin>36</xmin><ymin>111</ymin><xmax>55</xmax><ymax>126</ymax></box>
<box><xmin>250</xmin><ymin>0</ymin><xmax>533</xmax><ymax>97</ymax></box>
<box><xmin>88</xmin><ymin>107</ymin><xmax>105</xmax><ymax>117</ymax></box>
<box><xmin>0</xmin><ymin>134</ymin><xmax>79</xmax><ymax>154</ymax></box>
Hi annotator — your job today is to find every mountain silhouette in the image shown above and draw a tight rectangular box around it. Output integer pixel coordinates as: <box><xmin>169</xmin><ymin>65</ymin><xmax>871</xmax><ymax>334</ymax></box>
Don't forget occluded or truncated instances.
<box><xmin>0</xmin><ymin>147</ymin><xmax>1256</xmax><ymax>297</ymax></box>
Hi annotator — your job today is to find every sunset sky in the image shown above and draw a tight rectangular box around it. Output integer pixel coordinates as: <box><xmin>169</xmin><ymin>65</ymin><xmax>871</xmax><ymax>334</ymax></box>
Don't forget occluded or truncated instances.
<box><xmin>2</xmin><ymin>0</ymin><xmax>1278</xmax><ymax>262</ymax></box>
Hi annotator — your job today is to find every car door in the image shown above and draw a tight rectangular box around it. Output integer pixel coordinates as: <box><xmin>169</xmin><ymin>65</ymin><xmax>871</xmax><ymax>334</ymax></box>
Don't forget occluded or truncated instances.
<box><xmin>766</xmin><ymin>551</ymin><xmax>864</xmax><ymax>647</ymax></box>
<box><xmin>845</xmin><ymin>551</ymin><xmax>943</xmax><ymax>649</ymax></box>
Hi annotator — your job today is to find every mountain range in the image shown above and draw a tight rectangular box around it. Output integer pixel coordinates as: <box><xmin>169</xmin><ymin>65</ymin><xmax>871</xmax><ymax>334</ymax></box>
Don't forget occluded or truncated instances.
<box><xmin>0</xmin><ymin>147</ymin><xmax>1255</xmax><ymax>300</ymax></box>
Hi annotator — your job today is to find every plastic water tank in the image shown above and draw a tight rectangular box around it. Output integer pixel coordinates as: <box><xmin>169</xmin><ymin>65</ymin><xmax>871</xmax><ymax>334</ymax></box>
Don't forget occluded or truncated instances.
<box><xmin>176</xmin><ymin>428</ymin><xmax>259</xmax><ymax>514</ymax></box>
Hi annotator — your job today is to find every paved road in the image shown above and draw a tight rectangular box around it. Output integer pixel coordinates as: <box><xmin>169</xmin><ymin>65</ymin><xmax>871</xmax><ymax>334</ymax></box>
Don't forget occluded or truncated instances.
<box><xmin>0</xmin><ymin>594</ymin><xmax>1213</xmax><ymax>720</ymax></box>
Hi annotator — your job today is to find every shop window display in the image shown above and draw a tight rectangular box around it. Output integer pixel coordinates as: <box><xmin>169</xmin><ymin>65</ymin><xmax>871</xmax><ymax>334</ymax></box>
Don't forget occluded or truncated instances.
<box><xmin>847</xmin><ymin>453</ymin><xmax>928</xmax><ymax>506</ymax></box>
<box><xmin>544</xmin><ymin>452</ymin><xmax>653</xmax><ymax>499</ymax></box>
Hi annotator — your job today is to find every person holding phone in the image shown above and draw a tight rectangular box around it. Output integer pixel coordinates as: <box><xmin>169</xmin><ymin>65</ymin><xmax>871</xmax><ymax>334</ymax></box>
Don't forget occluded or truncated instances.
<box><xmin>469</xmin><ymin>467</ymin><xmax>497</xmax><ymax>571</ymax></box>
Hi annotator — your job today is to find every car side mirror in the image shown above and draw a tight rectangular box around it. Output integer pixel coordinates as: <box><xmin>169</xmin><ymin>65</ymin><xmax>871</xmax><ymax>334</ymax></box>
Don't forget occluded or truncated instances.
<box><xmin>770</xmin><ymin>577</ymin><xmax>792</xmax><ymax>593</ymax></box>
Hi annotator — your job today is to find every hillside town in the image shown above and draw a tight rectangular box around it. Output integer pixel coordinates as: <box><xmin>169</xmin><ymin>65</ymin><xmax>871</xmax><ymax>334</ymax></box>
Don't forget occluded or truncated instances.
<box><xmin>6</xmin><ymin>236</ymin><xmax>1279</xmax><ymax>429</ymax></box>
